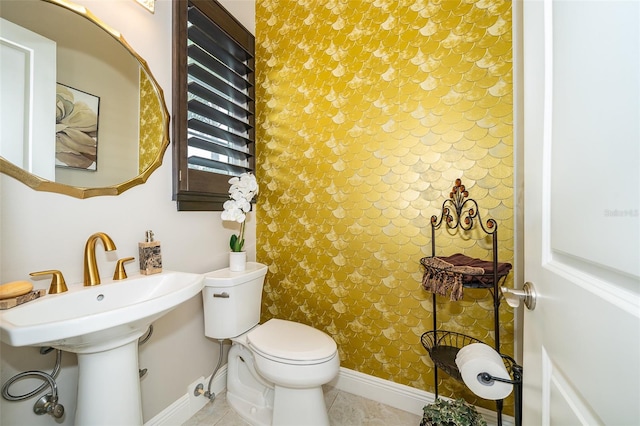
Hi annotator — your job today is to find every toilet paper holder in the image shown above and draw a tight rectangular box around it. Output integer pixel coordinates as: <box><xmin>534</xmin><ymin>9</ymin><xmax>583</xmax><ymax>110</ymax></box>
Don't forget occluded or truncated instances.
<box><xmin>468</xmin><ymin>354</ymin><xmax>523</xmax><ymax>426</ymax></box>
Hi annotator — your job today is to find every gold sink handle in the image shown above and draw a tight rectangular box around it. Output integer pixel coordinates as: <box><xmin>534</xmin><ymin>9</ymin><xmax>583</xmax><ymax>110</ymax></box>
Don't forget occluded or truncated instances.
<box><xmin>30</xmin><ymin>270</ymin><xmax>68</xmax><ymax>294</ymax></box>
<box><xmin>113</xmin><ymin>257</ymin><xmax>135</xmax><ymax>280</ymax></box>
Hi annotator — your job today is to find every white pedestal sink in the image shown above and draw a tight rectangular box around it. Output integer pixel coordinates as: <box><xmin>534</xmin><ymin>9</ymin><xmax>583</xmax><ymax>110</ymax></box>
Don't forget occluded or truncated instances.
<box><xmin>0</xmin><ymin>271</ymin><xmax>204</xmax><ymax>425</ymax></box>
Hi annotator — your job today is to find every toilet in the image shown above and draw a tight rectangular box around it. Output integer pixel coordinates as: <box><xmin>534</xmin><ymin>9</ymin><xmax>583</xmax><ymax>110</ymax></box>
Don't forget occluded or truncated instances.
<box><xmin>202</xmin><ymin>262</ymin><xmax>340</xmax><ymax>426</ymax></box>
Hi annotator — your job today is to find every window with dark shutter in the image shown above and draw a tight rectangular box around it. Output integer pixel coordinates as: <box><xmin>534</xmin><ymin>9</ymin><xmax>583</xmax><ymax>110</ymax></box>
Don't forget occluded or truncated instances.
<box><xmin>173</xmin><ymin>0</ymin><xmax>255</xmax><ymax>211</ymax></box>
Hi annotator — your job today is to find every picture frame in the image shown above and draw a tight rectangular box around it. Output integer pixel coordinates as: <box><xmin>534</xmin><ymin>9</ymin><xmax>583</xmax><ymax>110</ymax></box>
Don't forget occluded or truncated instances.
<box><xmin>55</xmin><ymin>83</ymin><xmax>100</xmax><ymax>171</ymax></box>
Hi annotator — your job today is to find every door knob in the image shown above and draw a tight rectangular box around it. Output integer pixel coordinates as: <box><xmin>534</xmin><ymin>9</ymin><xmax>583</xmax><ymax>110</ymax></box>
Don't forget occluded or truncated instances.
<box><xmin>501</xmin><ymin>282</ymin><xmax>537</xmax><ymax>310</ymax></box>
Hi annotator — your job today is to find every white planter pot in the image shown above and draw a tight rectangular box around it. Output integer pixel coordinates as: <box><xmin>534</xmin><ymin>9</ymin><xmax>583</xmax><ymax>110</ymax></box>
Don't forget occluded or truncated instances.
<box><xmin>229</xmin><ymin>252</ymin><xmax>247</xmax><ymax>272</ymax></box>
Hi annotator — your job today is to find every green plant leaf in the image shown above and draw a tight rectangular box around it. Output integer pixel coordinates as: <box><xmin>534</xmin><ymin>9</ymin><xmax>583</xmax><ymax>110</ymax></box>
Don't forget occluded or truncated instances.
<box><xmin>421</xmin><ymin>399</ymin><xmax>487</xmax><ymax>426</ymax></box>
<box><xmin>229</xmin><ymin>234</ymin><xmax>245</xmax><ymax>252</ymax></box>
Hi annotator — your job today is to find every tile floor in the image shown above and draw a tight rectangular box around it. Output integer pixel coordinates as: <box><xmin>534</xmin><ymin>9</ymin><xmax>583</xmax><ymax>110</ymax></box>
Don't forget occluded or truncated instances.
<box><xmin>183</xmin><ymin>384</ymin><xmax>423</xmax><ymax>426</ymax></box>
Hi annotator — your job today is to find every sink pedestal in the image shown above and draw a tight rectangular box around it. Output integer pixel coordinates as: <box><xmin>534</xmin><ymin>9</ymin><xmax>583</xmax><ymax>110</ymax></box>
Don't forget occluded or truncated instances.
<box><xmin>74</xmin><ymin>340</ymin><xmax>143</xmax><ymax>425</ymax></box>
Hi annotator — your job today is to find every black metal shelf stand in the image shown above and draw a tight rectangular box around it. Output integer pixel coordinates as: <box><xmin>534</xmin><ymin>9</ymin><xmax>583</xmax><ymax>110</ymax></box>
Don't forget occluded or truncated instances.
<box><xmin>420</xmin><ymin>179</ymin><xmax>513</xmax><ymax>426</ymax></box>
<box><xmin>483</xmin><ymin>354</ymin><xmax>523</xmax><ymax>426</ymax></box>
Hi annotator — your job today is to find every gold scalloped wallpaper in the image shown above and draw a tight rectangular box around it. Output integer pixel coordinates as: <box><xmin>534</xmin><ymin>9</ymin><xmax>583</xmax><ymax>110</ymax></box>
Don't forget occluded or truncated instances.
<box><xmin>138</xmin><ymin>69</ymin><xmax>162</xmax><ymax>173</ymax></box>
<box><xmin>255</xmin><ymin>0</ymin><xmax>513</xmax><ymax>412</ymax></box>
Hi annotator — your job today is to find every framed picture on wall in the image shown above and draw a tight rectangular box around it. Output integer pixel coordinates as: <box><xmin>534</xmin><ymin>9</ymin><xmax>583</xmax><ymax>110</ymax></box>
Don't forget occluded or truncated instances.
<box><xmin>55</xmin><ymin>83</ymin><xmax>100</xmax><ymax>171</ymax></box>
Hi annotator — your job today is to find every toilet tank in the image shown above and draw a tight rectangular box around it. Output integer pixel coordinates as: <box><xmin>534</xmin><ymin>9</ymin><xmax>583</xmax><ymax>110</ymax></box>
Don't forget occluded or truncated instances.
<box><xmin>202</xmin><ymin>262</ymin><xmax>268</xmax><ymax>339</ymax></box>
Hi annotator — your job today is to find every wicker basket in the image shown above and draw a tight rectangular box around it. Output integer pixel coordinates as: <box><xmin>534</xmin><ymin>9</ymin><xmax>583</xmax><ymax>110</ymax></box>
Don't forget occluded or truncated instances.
<box><xmin>421</xmin><ymin>330</ymin><xmax>485</xmax><ymax>380</ymax></box>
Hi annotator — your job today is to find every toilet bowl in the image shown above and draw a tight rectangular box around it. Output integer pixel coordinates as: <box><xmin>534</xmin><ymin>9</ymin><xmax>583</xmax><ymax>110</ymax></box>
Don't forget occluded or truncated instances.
<box><xmin>202</xmin><ymin>263</ymin><xmax>340</xmax><ymax>426</ymax></box>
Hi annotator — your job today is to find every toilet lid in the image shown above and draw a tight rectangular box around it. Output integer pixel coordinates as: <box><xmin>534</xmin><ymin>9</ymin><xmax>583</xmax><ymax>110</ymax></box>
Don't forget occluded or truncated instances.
<box><xmin>247</xmin><ymin>319</ymin><xmax>337</xmax><ymax>362</ymax></box>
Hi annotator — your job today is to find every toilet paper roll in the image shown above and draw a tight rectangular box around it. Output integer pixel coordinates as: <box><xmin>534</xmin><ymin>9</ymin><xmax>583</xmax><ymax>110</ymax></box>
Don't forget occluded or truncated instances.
<box><xmin>456</xmin><ymin>343</ymin><xmax>498</xmax><ymax>364</ymax></box>
<box><xmin>456</xmin><ymin>344</ymin><xmax>500</xmax><ymax>372</ymax></box>
<box><xmin>455</xmin><ymin>344</ymin><xmax>513</xmax><ymax>400</ymax></box>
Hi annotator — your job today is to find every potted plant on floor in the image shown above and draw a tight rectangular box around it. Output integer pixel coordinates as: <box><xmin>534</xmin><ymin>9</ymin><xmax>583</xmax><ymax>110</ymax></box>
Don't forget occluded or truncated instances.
<box><xmin>420</xmin><ymin>398</ymin><xmax>487</xmax><ymax>426</ymax></box>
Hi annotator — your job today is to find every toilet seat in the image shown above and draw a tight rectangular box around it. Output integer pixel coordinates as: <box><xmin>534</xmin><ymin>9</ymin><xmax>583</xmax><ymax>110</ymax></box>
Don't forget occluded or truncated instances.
<box><xmin>247</xmin><ymin>319</ymin><xmax>337</xmax><ymax>364</ymax></box>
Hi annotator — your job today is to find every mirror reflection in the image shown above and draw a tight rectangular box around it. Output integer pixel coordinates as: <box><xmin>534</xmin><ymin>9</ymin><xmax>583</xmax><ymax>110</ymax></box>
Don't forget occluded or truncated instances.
<box><xmin>0</xmin><ymin>0</ymin><xmax>168</xmax><ymax>198</ymax></box>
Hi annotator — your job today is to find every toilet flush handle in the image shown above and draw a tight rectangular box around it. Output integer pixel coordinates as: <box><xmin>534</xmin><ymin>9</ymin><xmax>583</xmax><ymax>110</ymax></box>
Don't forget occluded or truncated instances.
<box><xmin>213</xmin><ymin>292</ymin><xmax>230</xmax><ymax>298</ymax></box>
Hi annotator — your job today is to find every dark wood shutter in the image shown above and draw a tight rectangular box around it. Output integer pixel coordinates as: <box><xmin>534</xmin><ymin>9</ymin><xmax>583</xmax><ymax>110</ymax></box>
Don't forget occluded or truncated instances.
<box><xmin>173</xmin><ymin>0</ymin><xmax>255</xmax><ymax>211</ymax></box>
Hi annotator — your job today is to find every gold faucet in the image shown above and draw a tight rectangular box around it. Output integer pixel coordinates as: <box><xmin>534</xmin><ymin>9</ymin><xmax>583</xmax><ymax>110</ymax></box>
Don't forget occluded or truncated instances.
<box><xmin>83</xmin><ymin>232</ymin><xmax>117</xmax><ymax>286</ymax></box>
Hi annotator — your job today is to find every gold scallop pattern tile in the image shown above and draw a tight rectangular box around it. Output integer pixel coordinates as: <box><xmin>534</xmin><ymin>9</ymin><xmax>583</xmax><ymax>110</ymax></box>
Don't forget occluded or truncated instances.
<box><xmin>256</xmin><ymin>0</ymin><xmax>514</xmax><ymax>414</ymax></box>
<box><xmin>138</xmin><ymin>69</ymin><xmax>163</xmax><ymax>173</ymax></box>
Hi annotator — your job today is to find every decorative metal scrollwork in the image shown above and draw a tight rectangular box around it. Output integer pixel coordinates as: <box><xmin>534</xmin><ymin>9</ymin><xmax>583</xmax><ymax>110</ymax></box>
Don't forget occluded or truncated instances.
<box><xmin>430</xmin><ymin>179</ymin><xmax>497</xmax><ymax>234</ymax></box>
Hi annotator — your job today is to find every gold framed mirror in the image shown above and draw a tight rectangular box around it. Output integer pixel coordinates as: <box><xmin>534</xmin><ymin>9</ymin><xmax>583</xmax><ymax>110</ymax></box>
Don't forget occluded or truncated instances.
<box><xmin>0</xmin><ymin>0</ymin><xmax>169</xmax><ymax>198</ymax></box>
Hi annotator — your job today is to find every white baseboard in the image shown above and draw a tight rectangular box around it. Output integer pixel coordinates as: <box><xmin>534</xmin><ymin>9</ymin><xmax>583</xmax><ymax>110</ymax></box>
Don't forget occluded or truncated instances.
<box><xmin>146</xmin><ymin>365</ymin><xmax>514</xmax><ymax>426</ymax></box>
<box><xmin>329</xmin><ymin>367</ymin><xmax>435</xmax><ymax>414</ymax></box>
<box><xmin>145</xmin><ymin>367</ymin><xmax>228</xmax><ymax>426</ymax></box>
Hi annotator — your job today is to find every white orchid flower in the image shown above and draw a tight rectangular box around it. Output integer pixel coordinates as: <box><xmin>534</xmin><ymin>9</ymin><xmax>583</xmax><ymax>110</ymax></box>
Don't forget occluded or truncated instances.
<box><xmin>222</xmin><ymin>173</ymin><xmax>258</xmax><ymax>251</ymax></box>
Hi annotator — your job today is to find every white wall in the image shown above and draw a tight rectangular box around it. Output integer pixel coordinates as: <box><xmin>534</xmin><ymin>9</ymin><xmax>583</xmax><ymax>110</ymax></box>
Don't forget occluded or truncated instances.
<box><xmin>219</xmin><ymin>0</ymin><xmax>256</xmax><ymax>34</ymax></box>
<box><xmin>0</xmin><ymin>0</ymin><xmax>256</xmax><ymax>424</ymax></box>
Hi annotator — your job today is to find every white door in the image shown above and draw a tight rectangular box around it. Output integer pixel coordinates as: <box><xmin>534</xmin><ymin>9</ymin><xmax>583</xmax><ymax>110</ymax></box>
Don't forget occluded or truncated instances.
<box><xmin>0</xmin><ymin>18</ymin><xmax>56</xmax><ymax>181</ymax></box>
<box><xmin>521</xmin><ymin>0</ymin><xmax>640</xmax><ymax>424</ymax></box>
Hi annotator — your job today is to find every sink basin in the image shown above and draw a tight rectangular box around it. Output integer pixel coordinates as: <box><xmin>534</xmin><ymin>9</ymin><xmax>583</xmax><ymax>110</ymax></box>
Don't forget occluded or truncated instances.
<box><xmin>0</xmin><ymin>270</ymin><xmax>204</xmax><ymax>425</ymax></box>
<box><xmin>0</xmin><ymin>270</ymin><xmax>204</xmax><ymax>350</ymax></box>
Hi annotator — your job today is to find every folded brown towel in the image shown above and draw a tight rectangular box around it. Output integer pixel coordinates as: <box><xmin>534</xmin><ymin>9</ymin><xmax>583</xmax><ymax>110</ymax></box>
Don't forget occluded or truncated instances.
<box><xmin>421</xmin><ymin>253</ymin><xmax>512</xmax><ymax>301</ymax></box>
